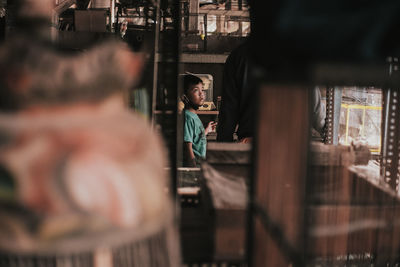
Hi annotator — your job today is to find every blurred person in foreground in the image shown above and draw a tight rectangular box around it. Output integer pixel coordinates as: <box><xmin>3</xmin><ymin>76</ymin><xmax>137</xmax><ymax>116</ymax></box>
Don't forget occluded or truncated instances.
<box><xmin>0</xmin><ymin>0</ymin><xmax>178</xmax><ymax>263</ymax></box>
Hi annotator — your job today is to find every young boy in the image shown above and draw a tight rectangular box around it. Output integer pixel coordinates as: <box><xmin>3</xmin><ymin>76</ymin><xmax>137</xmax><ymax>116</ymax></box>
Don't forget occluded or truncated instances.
<box><xmin>182</xmin><ymin>74</ymin><xmax>216</xmax><ymax>167</ymax></box>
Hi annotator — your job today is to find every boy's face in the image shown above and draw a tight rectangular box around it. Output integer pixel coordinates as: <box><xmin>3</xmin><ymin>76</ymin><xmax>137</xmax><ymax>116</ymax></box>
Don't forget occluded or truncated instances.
<box><xmin>187</xmin><ymin>82</ymin><xmax>205</xmax><ymax>107</ymax></box>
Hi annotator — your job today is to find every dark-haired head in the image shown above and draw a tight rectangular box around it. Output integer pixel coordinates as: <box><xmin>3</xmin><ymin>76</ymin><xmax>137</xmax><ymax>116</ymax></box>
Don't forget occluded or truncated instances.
<box><xmin>183</xmin><ymin>74</ymin><xmax>203</xmax><ymax>95</ymax></box>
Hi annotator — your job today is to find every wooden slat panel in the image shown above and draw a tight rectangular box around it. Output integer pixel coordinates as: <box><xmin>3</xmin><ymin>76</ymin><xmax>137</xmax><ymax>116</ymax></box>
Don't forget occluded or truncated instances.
<box><xmin>308</xmin><ymin>166</ymin><xmax>398</xmax><ymax>205</ymax></box>
<box><xmin>253</xmin><ymin>216</ymin><xmax>288</xmax><ymax>267</ymax></box>
<box><xmin>214</xmin><ymin>210</ymin><xmax>246</xmax><ymax>261</ymax></box>
<box><xmin>253</xmin><ymin>85</ymin><xmax>309</xmax><ymax>266</ymax></box>
<box><xmin>308</xmin><ymin>205</ymin><xmax>400</xmax><ymax>261</ymax></box>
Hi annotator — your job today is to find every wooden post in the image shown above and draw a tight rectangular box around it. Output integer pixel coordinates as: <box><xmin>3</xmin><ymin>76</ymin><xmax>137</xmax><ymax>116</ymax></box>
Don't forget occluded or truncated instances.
<box><xmin>251</xmin><ymin>85</ymin><xmax>309</xmax><ymax>266</ymax></box>
<box><xmin>188</xmin><ymin>0</ymin><xmax>199</xmax><ymax>33</ymax></box>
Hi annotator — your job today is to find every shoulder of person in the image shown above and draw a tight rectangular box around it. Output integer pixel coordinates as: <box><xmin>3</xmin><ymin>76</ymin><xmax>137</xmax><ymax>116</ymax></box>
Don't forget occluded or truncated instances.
<box><xmin>184</xmin><ymin>109</ymin><xmax>197</xmax><ymax>118</ymax></box>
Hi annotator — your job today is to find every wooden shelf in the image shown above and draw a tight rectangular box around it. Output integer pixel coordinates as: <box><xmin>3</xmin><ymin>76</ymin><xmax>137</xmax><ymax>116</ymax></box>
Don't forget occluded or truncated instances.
<box><xmin>181</xmin><ymin>53</ymin><xmax>228</xmax><ymax>64</ymax></box>
<box><xmin>154</xmin><ymin>110</ymin><xmax>174</xmax><ymax>115</ymax></box>
<box><xmin>197</xmin><ymin>10</ymin><xmax>249</xmax><ymax>17</ymax></box>
<box><xmin>156</xmin><ymin>53</ymin><xmax>228</xmax><ymax>64</ymax></box>
<box><xmin>196</xmin><ymin>110</ymin><xmax>219</xmax><ymax>115</ymax></box>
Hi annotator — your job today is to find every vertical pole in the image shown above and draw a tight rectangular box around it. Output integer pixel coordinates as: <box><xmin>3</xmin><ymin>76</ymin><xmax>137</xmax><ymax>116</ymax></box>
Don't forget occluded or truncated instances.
<box><xmin>154</xmin><ymin>0</ymin><xmax>180</xmax><ymax>200</ymax></box>
<box><xmin>361</xmin><ymin>105</ymin><xmax>366</xmax><ymax>137</ymax></box>
<box><xmin>51</xmin><ymin>0</ymin><xmax>59</xmax><ymax>41</ymax></box>
<box><xmin>0</xmin><ymin>1</ymin><xmax>4</xmax><ymax>42</ymax></box>
<box><xmin>381</xmin><ymin>57</ymin><xmax>400</xmax><ymax>191</ymax></box>
<box><xmin>110</xmin><ymin>0</ymin><xmax>115</xmax><ymax>32</ymax></box>
<box><xmin>333</xmin><ymin>87</ymin><xmax>342</xmax><ymax>145</ymax></box>
<box><xmin>382</xmin><ymin>89</ymin><xmax>400</xmax><ymax>191</ymax></box>
<box><xmin>345</xmin><ymin>106</ymin><xmax>350</xmax><ymax>145</ymax></box>
<box><xmin>188</xmin><ymin>0</ymin><xmax>199</xmax><ymax>33</ymax></box>
<box><xmin>203</xmin><ymin>13</ymin><xmax>207</xmax><ymax>52</ymax></box>
<box><xmin>173</xmin><ymin>0</ymin><xmax>181</xmax><ymax>199</ymax></box>
<box><xmin>325</xmin><ymin>87</ymin><xmax>334</xmax><ymax>144</ymax></box>
<box><xmin>115</xmin><ymin>3</ymin><xmax>119</xmax><ymax>36</ymax></box>
<box><xmin>324</xmin><ymin>87</ymin><xmax>342</xmax><ymax>145</ymax></box>
<box><xmin>151</xmin><ymin>0</ymin><xmax>161</xmax><ymax>126</ymax></box>
<box><xmin>381</xmin><ymin>89</ymin><xmax>390</xmax><ymax>177</ymax></box>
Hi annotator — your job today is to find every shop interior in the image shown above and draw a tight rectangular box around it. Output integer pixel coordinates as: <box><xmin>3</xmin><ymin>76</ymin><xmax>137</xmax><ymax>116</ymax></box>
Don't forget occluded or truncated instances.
<box><xmin>1</xmin><ymin>0</ymin><xmax>400</xmax><ymax>266</ymax></box>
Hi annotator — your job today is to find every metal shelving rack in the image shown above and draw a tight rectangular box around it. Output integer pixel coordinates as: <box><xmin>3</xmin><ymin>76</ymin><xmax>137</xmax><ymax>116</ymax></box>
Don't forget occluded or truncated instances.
<box><xmin>381</xmin><ymin>57</ymin><xmax>400</xmax><ymax>192</ymax></box>
<box><xmin>324</xmin><ymin>87</ymin><xmax>342</xmax><ymax>145</ymax></box>
<box><xmin>321</xmin><ymin>59</ymin><xmax>400</xmax><ymax>192</ymax></box>
<box><xmin>148</xmin><ymin>0</ymin><xmax>180</xmax><ymax>192</ymax></box>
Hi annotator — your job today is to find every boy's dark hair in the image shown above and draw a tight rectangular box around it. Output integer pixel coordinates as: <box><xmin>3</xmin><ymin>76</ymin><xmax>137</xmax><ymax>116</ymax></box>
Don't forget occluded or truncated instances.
<box><xmin>183</xmin><ymin>74</ymin><xmax>203</xmax><ymax>95</ymax></box>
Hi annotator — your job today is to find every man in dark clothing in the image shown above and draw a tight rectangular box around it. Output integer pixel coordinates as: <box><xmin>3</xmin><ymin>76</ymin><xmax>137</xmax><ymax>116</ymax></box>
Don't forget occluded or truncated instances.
<box><xmin>216</xmin><ymin>41</ymin><xmax>326</xmax><ymax>143</ymax></box>
<box><xmin>217</xmin><ymin>41</ymin><xmax>255</xmax><ymax>143</ymax></box>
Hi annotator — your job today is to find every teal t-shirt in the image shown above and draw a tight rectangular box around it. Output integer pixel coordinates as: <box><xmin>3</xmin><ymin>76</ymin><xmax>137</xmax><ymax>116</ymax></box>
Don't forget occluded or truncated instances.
<box><xmin>184</xmin><ymin>109</ymin><xmax>206</xmax><ymax>159</ymax></box>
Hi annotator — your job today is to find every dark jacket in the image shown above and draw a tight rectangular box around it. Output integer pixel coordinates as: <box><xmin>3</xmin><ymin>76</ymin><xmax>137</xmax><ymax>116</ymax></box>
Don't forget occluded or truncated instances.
<box><xmin>217</xmin><ymin>42</ymin><xmax>255</xmax><ymax>141</ymax></box>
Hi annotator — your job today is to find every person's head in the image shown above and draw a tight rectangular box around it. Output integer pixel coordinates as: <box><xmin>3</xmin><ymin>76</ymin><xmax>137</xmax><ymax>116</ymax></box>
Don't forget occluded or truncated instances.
<box><xmin>183</xmin><ymin>74</ymin><xmax>204</xmax><ymax>110</ymax></box>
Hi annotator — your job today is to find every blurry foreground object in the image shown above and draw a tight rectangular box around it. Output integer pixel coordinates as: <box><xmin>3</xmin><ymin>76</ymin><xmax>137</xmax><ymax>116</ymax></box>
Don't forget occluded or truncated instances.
<box><xmin>0</xmin><ymin>38</ymin><xmax>143</xmax><ymax>111</ymax></box>
<box><xmin>0</xmin><ymin>1</ymin><xmax>179</xmax><ymax>265</ymax></box>
<box><xmin>0</xmin><ymin>96</ymin><xmax>179</xmax><ymax>266</ymax></box>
